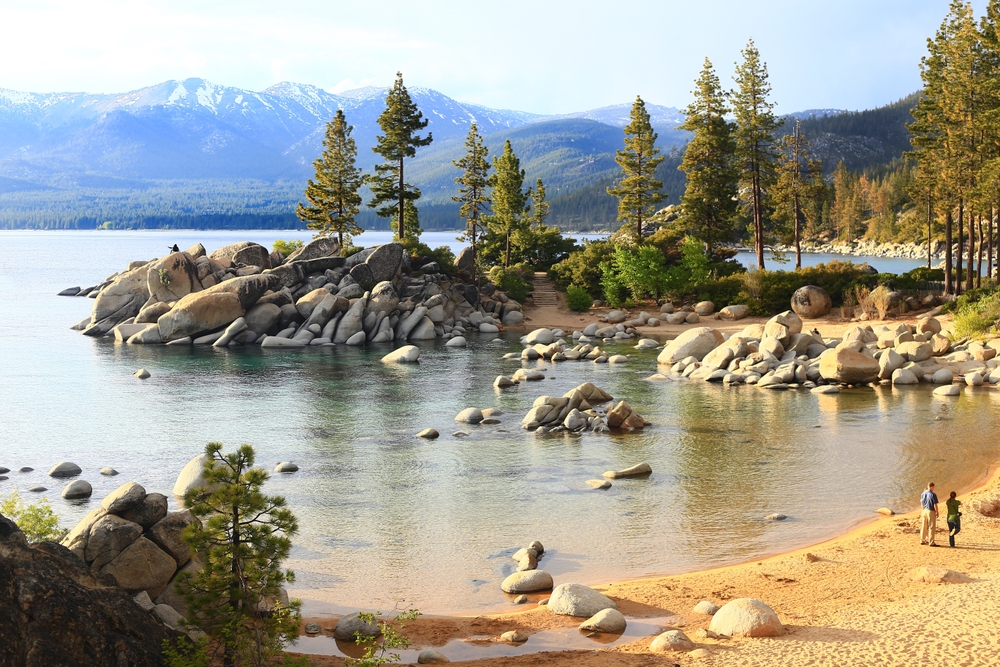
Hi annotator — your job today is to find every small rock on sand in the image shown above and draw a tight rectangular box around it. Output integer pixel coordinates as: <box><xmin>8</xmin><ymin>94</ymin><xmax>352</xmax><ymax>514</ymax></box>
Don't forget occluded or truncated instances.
<box><xmin>709</xmin><ymin>598</ymin><xmax>784</xmax><ymax>637</ymax></box>
<box><xmin>649</xmin><ymin>629</ymin><xmax>694</xmax><ymax>652</ymax></box>
<box><xmin>910</xmin><ymin>566</ymin><xmax>971</xmax><ymax>584</ymax></box>
<box><xmin>876</xmin><ymin>507</ymin><xmax>895</xmax><ymax>516</ymax></box>
<box><xmin>500</xmin><ymin>630</ymin><xmax>527</xmax><ymax>643</ymax></box>
<box><xmin>417</xmin><ymin>650</ymin><xmax>451</xmax><ymax>664</ymax></box>
<box><xmin>579</xmin><ymin>608</ymin><xmax>627</xmax><ymax>634</ymax></box>
<box><xmin>692</xmin><ymin>600</ymin><xmax>720</xmax><ymax>615</ymax></box>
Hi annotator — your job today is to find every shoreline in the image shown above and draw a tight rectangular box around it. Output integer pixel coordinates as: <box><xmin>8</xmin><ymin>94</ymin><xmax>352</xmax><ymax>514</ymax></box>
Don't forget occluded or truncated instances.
<box><xmin>296</xmin><ymin>458</ymin><xmax>1000</xmax><ymax>665</ymax></box>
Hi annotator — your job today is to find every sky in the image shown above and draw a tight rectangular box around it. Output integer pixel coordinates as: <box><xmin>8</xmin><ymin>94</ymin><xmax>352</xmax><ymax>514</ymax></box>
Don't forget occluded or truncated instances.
<box><xmin>0</xmin><ymin>1</ymin><xmax>986</xmax><ymax>114</ymax></box>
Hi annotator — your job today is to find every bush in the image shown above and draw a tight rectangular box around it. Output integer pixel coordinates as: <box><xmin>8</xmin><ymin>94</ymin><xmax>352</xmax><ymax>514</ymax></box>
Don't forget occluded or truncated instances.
<box><xmin>0</xmin><ymin>491</ymin><xmax>65</xmax><ymax>542</ymax></box>
<box><xmin>341</xmin><ymin>244</ymin><xmax>365</xmax><ymax>258</ymax></box>
<box><xmin>406</xmin><ymin>241</ymin><xmax>457</xmax><ymax>276</ymax></box>
<box><xmin>272</xmin><ymin>239</ymin><xmax>303</xmax><ymax>256</ymax></box>
<box><xmin>952</xmin><ymin>289</ymin><xmax>1000</xmax><ymax>339</ymax></box>
<box><xmin>599</xmin><ymin>244</ymin><xmax>670</xmax><ymax>306</ymax></box>
<box><xmin>566</xmin><ymin>285</ymin><xmax>593</xmax><ymax>312</ymax></box>
<box><xmin>489</xmin><ymin>264</ymin><xmax>533</xmax><ymax>303</ymax></box>
<box><xmin>694</xmin><ymin>261</ymin><xmax>873</xmax><ymax>316</ymax></box>
<box><xmin>548</xmin><ymin>239</ymin><xmax>615</xmax><ymax>296</ymax></box>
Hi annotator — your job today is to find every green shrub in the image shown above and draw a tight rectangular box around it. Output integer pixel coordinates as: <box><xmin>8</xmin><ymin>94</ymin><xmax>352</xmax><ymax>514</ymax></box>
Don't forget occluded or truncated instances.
<box><xmin>663</xmin><ymin>238</ymin><xmax>712</xmax><ymax>298</ymax></box>
<box><xmin>952</xmin><ymin>289</ymin><xmax>1000</xmax><ymax>339</ymax></box>
<box><xmin>489</xmin><ymin>264</ymin><xmax>533</xmax><ymax>303</ymax></box>
<box><xmin>404</xmin><ymin>241</ymin><xmax>457</xmax><ymax>276</ymax></box>
<box><xmin>600</xmin><ymin>244</ymin><xmax>669</xmax><ymax>306</ymax></box>
<box><xmin>272</xmin><ymin>239</ymin><xmax>304</xmax><ymax>256</ymax></box>
<box><xmin>548</xmin><ymin>239</ymin><xmax>615</xmax><ymax>296</ymax></box>
<box><xmin>941</xmin><ymin>285</ymin><xmax>998</xmax><ymax>314</ymax></box>
<box><xmin>341</xmin><ymin>244</ymin><xmax>365</xmax><ymax>258</ymax></box>
<box><xmin>0</xmin><ymin>491</ymin><xmax>65</xmax><ymax>542</ymax></box>
<box><xmin>566</xmin><ymin>285</ymin><xmax>594</xmax><ymax>312</ymax></box>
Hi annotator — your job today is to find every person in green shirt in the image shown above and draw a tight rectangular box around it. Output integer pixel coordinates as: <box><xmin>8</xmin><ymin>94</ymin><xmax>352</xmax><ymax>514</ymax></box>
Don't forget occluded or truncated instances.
<box><xmin>946</xmin><ymin>491</ymin><xmax>962</xmax><ymax>548</ymax></box>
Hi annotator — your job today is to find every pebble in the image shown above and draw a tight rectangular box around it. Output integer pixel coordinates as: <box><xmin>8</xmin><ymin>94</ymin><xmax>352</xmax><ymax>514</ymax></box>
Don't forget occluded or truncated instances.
<box><xmin>500</xmin><ymin>630</ymin><xmax>527</xmax><ymax>643</ymax></box>
<box><xmin>0</xmin><ymin>467</ymin><xmax>7</xmax><ymax>474</ymax></box>
<box><xmin>274</xmin><ymin>462</ymin><xmax>299</xmax><ymax>473</ymax></box>
<box><xmin>765</xmin><ymin>513</ymin><xmax>788</xmax><ymax>521</ymax></box>
<box><xmin>513</xmin><ymin>595</ymin><xmax>527</xmax><ymax>604</ymax></box>
<box><xmin>453</xmin><ymin>431</ymin><xmax>469</xmax><ymax>437</ymax></box>
<box><xmin>586</xmin><ymin>479</ymin><xmax>612</xmax><ymax>490</ymax></box>
<box><xmin>99</xmin><ymin>467</ymin><xmax>119</xmax><ymax>476</ymax></box>
<box><xmin>18</xmin><ymin>467</ymin><xmax>33</xmax><ymax>473</ymax></box>
<box><xmin>416</xmin><ymin>428</ymin><xmax>440</xmax><ymax>439</ymax></box>
<box><xmin>27</xmin><ymin>486</ymin><xmax>47</xmax><ymax>492</ymax></box>
<box><xmin>304</xmin><ymin>622</ymin><xmax>321</xmax><ymax>634</ymax></box>
<box><xmin>134</xmin><ymin>368</ymin><xmax>151</xmax><ymax>379</ymax></box>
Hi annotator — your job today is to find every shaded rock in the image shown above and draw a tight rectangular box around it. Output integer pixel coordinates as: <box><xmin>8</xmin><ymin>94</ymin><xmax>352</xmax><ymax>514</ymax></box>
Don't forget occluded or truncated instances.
<box><xmin>500</xmin><ymin>570</ymin><xmax>554</xmax><ymax>593</ymax></box>
<box><xmin>586</xmin><ymin>479</ymin><xmax>612</xmax><ymax>490</ymax></box>
<box><xmin>334</xmin><ymin>611</ymin><xmax>383</xmax><ymax>640</ymax></box>
<box><xmin>152</xmin><ymin>604</ymin><xmax>184</xmax><ymax>632</ymax></box>
<box><xmin>86</xmin><ymin>264</ymin><xmax>151</xmax><ymax>335</ymax></box>
<box><xmin>579</xmin><ymin>608</ymin><xmax>627</xmax><ymax>634</ymax></box>
<box><xmin>694</xmin><ymin>300</ymin><xmax>715</xmax><ymax>316</ymax></box>
<box><xmin>791</xmin><ymin>285</ymin><xmax>832</xmax><ymax>319</ymax></box>
<box><xmin>931</xmin><ymin>368</ymin><xmax>954</xmax><ymax>384</ymax></box>
<box><xmin>99</xmin><ymin>536</ymin><xmax>177</xmax><ymax>596</ymax></box>
<box><xmin>209</xmin><ymin>241</ymin><xmax>271</xmax><ymax>269</ymax></box>
<box><xmin>709</xmin><ymin>598</ymin><xmax>784</xmax><ymax>637</ymax></box>
<box><xmin>602</xmin><ymin>462</ymin><xmax>651</xmax><ymax>479</ymax></box>
<box><xmin>147</xmin><ymin>510</ymin><xmax>198</xmax><ymax>567</ymax></box>
<box><xmin>134</xmin><ymin>301</ymin><xmax>172</xmax><ymax>324</ymax></box>
<box><xmin>119</xmin><ymin>493</ymin><xmax>168</xmax><ymax>529</ymax></box>
<box><xmin>649</xmin><ymin>629</ymin><xmax>695</xmax><ymax>652</ymax></box>
<box><xmin>49</xmin><ymin>462</ymin><xmax>82</xmax><ymax>478</ymax></box>
<box><xmin>548</xmin><ymin>583</ymin><xmax>616</xmax><ymax>617</ymax></box>
<box><xmin>525</xmin><ymin>328</ymin><xmax>554</xmax><ymax>345</ymax></box>
<box><xmin>85</xmin><ymin>514</ymin><xmax>144</xmax><ymax>570</ymax></box>
<box><xmin>365</xmin><ymin>243</ymin><xmax>405</xmax><ymax>283</ymax></box>
<box><xmin>719</xmin><ymin>304</ymin><xmax>750</xmax><ymax>321</ymax></box>
<box><xmin>274</xmin><ymin>462</ymin><xmax>299</xmax><ymax>473</ymax></box>
<box><xmin>445</xmin><ymin>336</ymin><xmax>467</xmax><ymax>347</ymax></box>
<box><xmin>60</xmin><ymin>508</ymin><xmax>107</xmax><ymax>560</ymax></box>
<box><xmin>494</xmin><ymin>375</ymin><xmax>515</xmax><ymax>388</ymax></box>
<box><xmin>605</xmin><ymin>401</ymin><xmax>646</xmax><ymax>429</ymax></box>
<box><xmin>286</xmin><ymin>236</ymin><xmax>340</xmax><ymax>262</ymax></box>
<box><xmin>933</xmin><ymin>385</ymin><xmax>961</xmax><ymax>397</ymax></box>
<box><xmin>455</xmin><ymin>408</ymin><xmax>484</xmax><ymax>424</ymax></box>
<box><xmin>500</xmin><ymin>630</ymin><xmax>527</xmax><ymax>643</ymax></box>
<box><xmin>917</xmin><ymin>317</ymin><xmax>942</xmax><ymax>335</ymax></box>
<box><xmin>172</xmin><ymin>453</ymin><xmax>214</xmax><ymax>498</ymax></box>
<box><xmin>693</xmin><ymin>600</ymin><xmax>720</xmax><ymax>615</ymax></box>
<box><xmin>0</xmin><ymin>515</ymin><xmax>179</xmax><ymax>667</ymax></box>
<box><xmin>100</xmin><ymin>482</ymin><xmax>146</xmax><ymax>514</ymax></box>
<box><xmin>62</xmin><ymin>480</ymin><xmax>93</xmax><ymax>499</ymax></box>
<box><xmin>876</xmin><ymin>507</ymin><xmax>896</xmax><ymax>516</ymax></box>
<box><xmin>417</xmin><ymin>649</ymin><xmax>451</xmax><ymax>663</ymax></box>
<box><xmin>157</xmin><ymin>274</ymin><xmax>277</xmax><ymax>341</ymax></box>
<box><xmin>146</xmin><ymin>252</ymin><xmax>202</xmax><ymax>303</ymax></box>
<box><xmin>416</xmin><ymin>428</ymin><xmax>439</xmax><ymax>439</ymax></box>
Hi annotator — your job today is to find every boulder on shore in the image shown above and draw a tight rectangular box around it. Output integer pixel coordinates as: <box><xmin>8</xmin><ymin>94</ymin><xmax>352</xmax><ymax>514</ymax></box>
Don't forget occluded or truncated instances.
<box><xmin>709</xmin><ymin>598</ymin><xmax>784</xmax><ymax>637</ymax></box>
<box><xmin>656</xmin><ymin>327</ymin><xmax>725</xmax><ymax>365</ymax></box>
<box><xmin>790</xmin><ymin>285</ymin><xmax>832</xmax><ymax>319</ymax></box>
<box><xmin>547</xmin><ymin>583</ymin><xmax>616</xmax><ymax>617</ymax></box>
<box><xmin>818</xmin><ymin>347</ymin><xmax>879</xmax><ymax>384</ymax></box>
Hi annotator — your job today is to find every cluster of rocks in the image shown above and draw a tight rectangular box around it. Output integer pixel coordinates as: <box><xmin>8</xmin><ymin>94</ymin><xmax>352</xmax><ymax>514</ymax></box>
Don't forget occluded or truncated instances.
<box><xmin>41</xmin><ymin>461</ymin><xmax>121</xmax><ymax>499</ymax></box>
<box><xmin>65</xmin><ymin>239</ymin><xmax>524</xmax><ymax>348</ymax></box>
<box><xmin>651</xmin><ymin>309</ymin><xmax>997</xmax><ymax>392</ymax></box>
<box><xmin>0</xmin><ymin>513</ymin><xmax>181</xmax><ymax>667</ymax></box>
<box><xmin>797</xmin><ymin>239</ymin><xmax>945</xmax><ymax>261</ymax></box>
<box><xmin>496</xmin><ymin>327</ymin><xmax>634</xmax><ymax>372</ymax></box>
<box><xmin>518</xmin><ymin>382</ymin><xmax>647</xmax><ymax>433</ymax></box>
<box><xmin>58</xmin><ymin>481</ymin><xmax>200</xmax><ymax>636</ymax></box>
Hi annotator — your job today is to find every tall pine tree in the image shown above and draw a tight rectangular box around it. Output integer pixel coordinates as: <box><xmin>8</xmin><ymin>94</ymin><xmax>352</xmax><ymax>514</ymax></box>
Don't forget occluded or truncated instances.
<box><xmin>677</xmin><ymin>58</ymin><xmax>738</xmax><ymax>251</ymax></box>
<box><xmin>732</xmin><ymin>39</ymin><xmax>781</xmax><ymax>269</ymax></box>
<box><xmin>453</xmin><ymin>123</ymin><xmax>490</xmax><ymax>270</ymax></box>
<box><xmin>486</xmin><ymin>140</ymin><xmax>528</xmax><ymax>268</ymax></box>
<box><xmin>296</xmin><ymin>110</ymin><xmax>364</xmax><ymax>247</ymax></box>
<box><xmin>771</xmin><ymin>120</ymin><xmax>816</xmax><ymax>269</ymax></box>
<box><xmin>370</xmin><ymin>72</ymin><xmax>432</xmax><ymax>241</ymax></box>
<box><xmin>607</xmin><ymin>96</ymin><xmax>665</xmax><ymax>242</ymax></box>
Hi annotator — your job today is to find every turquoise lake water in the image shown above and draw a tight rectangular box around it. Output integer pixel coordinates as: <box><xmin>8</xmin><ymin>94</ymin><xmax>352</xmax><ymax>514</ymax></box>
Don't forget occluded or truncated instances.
<box><xmin>0</xmin><ymin>230</ymin><xmax>993</xmax><ymax>615</ymax></box>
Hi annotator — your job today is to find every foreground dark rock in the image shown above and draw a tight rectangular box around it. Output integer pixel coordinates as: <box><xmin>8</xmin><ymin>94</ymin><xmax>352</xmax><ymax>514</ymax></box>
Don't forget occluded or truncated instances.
<box><xmin>0</xmin><ymin>513</ymin><xmax>178</xmax><ymax>667</ymax></box>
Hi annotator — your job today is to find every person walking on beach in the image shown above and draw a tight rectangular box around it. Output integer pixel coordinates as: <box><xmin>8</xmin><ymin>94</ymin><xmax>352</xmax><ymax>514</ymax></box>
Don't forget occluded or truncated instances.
<box><xmin>946</xmin><ymin>491</ymin><xmax>962</xmax><ymax>548</ymax></box>
<box><xmin>920</xmin><ymin>482</ymin><xmax>940</xmax><ymax>547</ymax></box>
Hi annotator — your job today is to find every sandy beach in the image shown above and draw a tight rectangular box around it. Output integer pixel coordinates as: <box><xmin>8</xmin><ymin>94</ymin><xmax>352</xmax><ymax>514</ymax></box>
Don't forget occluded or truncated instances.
<box><xmin>294</xmin><ymin>299</ymin><xmax>1000</xmax><ymax>667</ymax></box>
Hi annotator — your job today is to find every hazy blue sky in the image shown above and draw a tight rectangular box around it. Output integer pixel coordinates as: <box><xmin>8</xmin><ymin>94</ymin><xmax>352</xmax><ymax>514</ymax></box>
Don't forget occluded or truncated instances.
<box><xmin>0</xmin><ymin>1</ymin><xmax>985</xmax><ymax>113</ymax></box>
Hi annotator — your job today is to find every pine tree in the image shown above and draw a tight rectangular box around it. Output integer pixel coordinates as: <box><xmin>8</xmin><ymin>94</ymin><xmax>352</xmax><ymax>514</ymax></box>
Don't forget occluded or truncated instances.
<box><xmin>677</xmin><ymin>58</ymin><xmax>738</xmax><ymax>251</ymax></box>
<box><xmin>529</xmin><ymin>178</ymin><xmax>550</xmax><ymax>226</ymax></box>
<box><xmin>486</xmin><ymin>140</ymin><xmax>528</xmax><ymax>268</ymax></box>
<box><xmin>296</xmin><ymin>110</ymin><xmax>364</xmax><ymax>248</ymax></box>
<box><xmin>771</xmin><ymin>120</ymin><xmax>815</xmax><ymax>268</ymax></box>
<box><xmin>607</xmin><ymin>96</ymin><xmax>665</xmax><ymax>242</ymax></box>
<box><xmin>453</xmin><ymin>123</ymin><xmax>490</xmax><ymax>270</ymax></box>
<box><xmin>370</xmin><ymin>72</ymin><xmax>433</xmax><ymax>241</ymax></box>
<box><xmin>732</xmin><ymin>39</ymin><xmax>782</xmax><ymax>269</ymax></box>
<box><xmin>176</xmin><ymin>443</ymin><xmax>299</xmax><ymax>667</ymax></box>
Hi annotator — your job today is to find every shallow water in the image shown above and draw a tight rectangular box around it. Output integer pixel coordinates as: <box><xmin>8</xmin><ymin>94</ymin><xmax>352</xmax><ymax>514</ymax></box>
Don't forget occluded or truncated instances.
<box><xmin>1</xmin><ymin>230</ymin><xmax>997</xmax><ymax>615</ymax></box>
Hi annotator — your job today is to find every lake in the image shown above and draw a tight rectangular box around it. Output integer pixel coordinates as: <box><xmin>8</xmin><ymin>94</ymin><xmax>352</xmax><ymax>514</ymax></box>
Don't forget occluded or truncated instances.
<box><xmin>0</xmin><ymin>230</ymin><xmax>992</xmax><ymax>615</ymax></box>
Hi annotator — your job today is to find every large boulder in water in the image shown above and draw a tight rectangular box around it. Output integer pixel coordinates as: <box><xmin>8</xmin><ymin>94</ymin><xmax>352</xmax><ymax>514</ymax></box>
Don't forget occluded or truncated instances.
<box><xmin>146</xmin><ymin>252</ymin><xmax>202</xmax><ymax>303</ymax></box>
<box><xmin>86</xmin><ymin>264</ymin><xmax>151</xmax><ymax>335</ymax></box>
<box><xmin>157</xmin><ymin>274</ymin><xmax>276</xmax><ymax>341</ymax></box>
<box><xmin>819</xmin><ymin>347</ymin><xmax>879</xmax><ymax>384</ymax></box>
<box><xmin>709</xmin><ymin>598</ymin><xmax>784</xmax><ymax>637</ymax></box>
<box><xmin>0</xmin><ymin>514</ymin><xmax>179</xmax><ymax>666</ymax></box>
<box><xmin>791</xmin><ymin>285</ymin><xmax>831</xmax><ymax>319</ymax></box>
<box><xmin>656</xmin><ymin>327</ymin><xmax>725</xmax><ymax>365</ymax></box>
<box><xmin>209</xmin><ymin>241</ymin><xmax>271</xmax><ymax>269</ymax></box>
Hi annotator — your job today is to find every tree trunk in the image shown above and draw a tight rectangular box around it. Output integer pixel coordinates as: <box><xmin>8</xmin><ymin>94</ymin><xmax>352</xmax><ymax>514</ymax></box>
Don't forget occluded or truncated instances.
<box><xmin>398</xmin><ymin>157</ymin><xmax>405</xmax><ymax>241</ymax></box>
<box><xmin>753</xmin><ymin>164</ymin><xmax>765</xmax><ymax>270</ymax></box>
<box><xmin>967</xmin><ymin>205</ymin><xmax>975</xmax><ymax>292</ymax></box>
<box><xmin>338</xmin><ymin>231</ymin><xmax>344</xmax><ymax>248</ymax></box>
<box><xmin>945</xmin><ymin>208</ymin><xmax>953</xmax><ymax>296</ymax></box>
<box><xmin>957</xmin><ymin>199</ymin><xmax>964</xmax><ymax>295</ymax></box>
<box><xmin>793</xmin><ymin>193</ymin><xmax>801</xmax><ymax>270</ymax></box>
<box><xmin>926</xmin><ymin>195</ymin><xmax>932</xmax><ymax>270</ymax></box>
<box><xmin>990</xmin><ymin>206</ymin><xmax>995</xmax><ymax>280</ymax></box>
<box><xmin>505</xmin><ymin>232</ymin><xmax>511</xmax><ymax>268</ymax></box>
<box><xmin>977</xmin><ymin>214</ymin><xmax>984</xmax><ymax>289</ymax></box>
<box><xmin>225</xmin><ymin>502</ymin><xmax>241</xmax><ymax>667</ymax></box>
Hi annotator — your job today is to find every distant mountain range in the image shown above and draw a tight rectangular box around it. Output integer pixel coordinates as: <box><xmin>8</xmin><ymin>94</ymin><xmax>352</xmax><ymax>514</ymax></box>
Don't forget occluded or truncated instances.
<box><xmin>0</xmin><ymin>78</ymin><xmax>917</xmax><ymax>231</ymax></box>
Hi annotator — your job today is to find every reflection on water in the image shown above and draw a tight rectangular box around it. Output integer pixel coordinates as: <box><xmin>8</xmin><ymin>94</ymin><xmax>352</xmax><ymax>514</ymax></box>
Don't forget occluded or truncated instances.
<box><xmin>1</xmin><ymin>230</ymin><xmax>999</xmax><ymax>614</ymax></box>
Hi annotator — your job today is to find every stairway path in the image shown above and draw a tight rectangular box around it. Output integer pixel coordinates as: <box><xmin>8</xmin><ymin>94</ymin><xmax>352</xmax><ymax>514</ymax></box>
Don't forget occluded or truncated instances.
<box><xmin>531</xmin><ymin>272</ymin><xmax>560</xmax><ymax>307</ymax></box>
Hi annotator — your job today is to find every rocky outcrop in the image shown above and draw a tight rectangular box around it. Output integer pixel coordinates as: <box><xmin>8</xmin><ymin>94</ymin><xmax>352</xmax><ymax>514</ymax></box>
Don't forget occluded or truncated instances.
<box><xmin>146</xmin><ymin>252</ymin><xmax>202</xmax><ymax>303</ymax></box>
<box><xmin>0</xmin><ymin>513</ymin><xmax>179</xmax><ymax>667</ymax></box>
<box><xmin>209</xmin><ymin>241</ymin><xmax>271</xmax><ymax>269</ymax></box>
